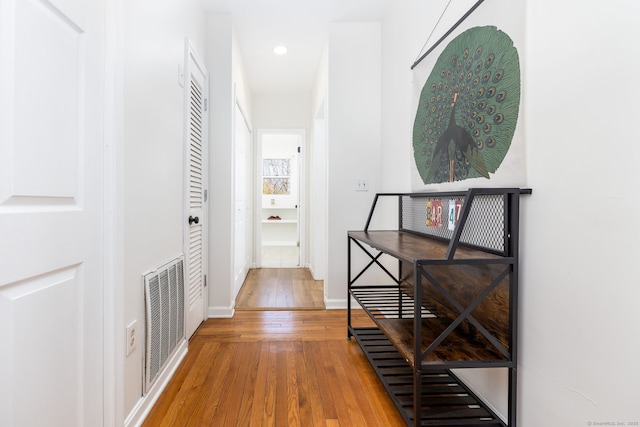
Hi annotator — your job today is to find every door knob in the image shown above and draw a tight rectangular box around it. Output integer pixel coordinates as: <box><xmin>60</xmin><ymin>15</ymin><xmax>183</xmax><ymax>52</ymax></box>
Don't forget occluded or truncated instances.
<box><xmin>188</xmin><ymin>215</ymin><xmax>199</xmax><ymax>225</ymax></box>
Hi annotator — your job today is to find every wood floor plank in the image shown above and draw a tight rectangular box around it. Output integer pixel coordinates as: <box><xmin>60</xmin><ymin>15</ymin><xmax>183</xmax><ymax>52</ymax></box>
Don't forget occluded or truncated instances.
<box><xmin>275</xmin><ymin>271</ymin><xmax>293</xmax><ymax>308</ymax></box>
<box><xmin>142</xmin><ymin>310</ymin><xmax>407</xmax><ymax>427</ymax></box>
<box><xmin>142</xmin><ymin>341</ymin><xmax>219</xmax><ymax>427</ymax></box>
<box><xmin>248</xmin><ymin>341</ymin><xmax>272</xmax><ymax>426</ymax></box>
<box><xmin>264</xmin><ymin>341</ymin><xmax>278</xmax><ymax>427</ymax></box>
<box><xmin>236</xmin><ymin>268</ymin><xmax>325</xmax><ymax>310</ymax></box>
<box><xmin>330</xmin><ymin>340</ymin><xmax>371</xmax><ymax>427</ymax></box>
<box><xmin>188</xmin><ymin>342</ymin><xmax>237</xmax><ymax>425</ymax></box>
<box><xmin>234</xmin><ymin>341</ymin><xmax>262</xmax><ymax>426</ymax></box>
<box><xmin>207</xmin><ymin>341</ymin><xmax>259</xmax><ymax>426</ymax></box>
<box><xmin>284</xmin><ymin>342</ymin><xmax>301</xmax><ymax>426</ymax></box>
<box><xmin>314</xmin><ymin>341</ymin><xmax>344</xmax><ymax>421</ymax></box>
<box><xmin>292</xmin><ymin>341</ymin><xmax>316</xmax><ymax>426</ymax></box>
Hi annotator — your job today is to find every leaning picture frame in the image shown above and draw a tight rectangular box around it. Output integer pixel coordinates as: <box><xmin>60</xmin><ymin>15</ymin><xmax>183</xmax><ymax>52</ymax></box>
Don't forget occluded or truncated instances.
<box><xmin>410</xmin><ymin>0</ymin><xmax>527</xmax><ymax>191</ymax></box>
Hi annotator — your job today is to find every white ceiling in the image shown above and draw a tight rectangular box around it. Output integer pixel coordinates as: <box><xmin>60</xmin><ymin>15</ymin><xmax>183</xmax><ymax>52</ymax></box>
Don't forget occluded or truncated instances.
<box><xmin>202</xmin><ymin>0</ymin><xmax>391</xmax><ymax>94</ymax></box>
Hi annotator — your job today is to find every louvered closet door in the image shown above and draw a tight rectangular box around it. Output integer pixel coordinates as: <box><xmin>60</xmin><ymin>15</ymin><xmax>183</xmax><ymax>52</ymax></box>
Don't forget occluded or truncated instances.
<box><xmin>184</xmin><ymin>42</ymin><xmax>208</xmax><ymax>339</ymax></box>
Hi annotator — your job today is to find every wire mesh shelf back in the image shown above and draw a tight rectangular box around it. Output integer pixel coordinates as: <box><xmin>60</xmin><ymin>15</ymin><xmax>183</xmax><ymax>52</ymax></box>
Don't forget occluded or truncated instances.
<box><xmin>401</xmin><ymin>193</ymin><xmax>505</xmax><ymax>253</ymax></box>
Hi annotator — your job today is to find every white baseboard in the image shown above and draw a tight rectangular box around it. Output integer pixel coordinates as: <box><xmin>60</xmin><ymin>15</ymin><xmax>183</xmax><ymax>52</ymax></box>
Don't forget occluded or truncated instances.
<box><xmin>124</xmin><ymin>340</ymin><xmax>188</xmax><ymax>427</ymax></box>
<box><xmin>324</xmin><ymin>297</ymin><xmax>359</xmax><ymax>310</ymax></box>
<box><xmin>307</xmin><ymin>263</ymin><xmax>315</xmax><ymax>278</ymax></box>
<box><xmin>307</xmin><ymin>263</ymin><xmax>325</xmax><ymax>281</ymax></box>
<box><xmin>207</xmin><ymin>305</ymin><xmax>235</xmax><ymax>318</ymax></box>
<box><xmin>324</xmin><ymin>298</ymin><xmax>346</xmax><ymax>309</ymax></box>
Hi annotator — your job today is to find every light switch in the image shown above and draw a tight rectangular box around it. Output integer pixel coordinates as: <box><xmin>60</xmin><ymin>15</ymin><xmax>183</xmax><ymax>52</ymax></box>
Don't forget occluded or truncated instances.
<box><xmin>355</xmin><ymin>179</ymin><xmax>368</xmax><ymax>191</ymax></box>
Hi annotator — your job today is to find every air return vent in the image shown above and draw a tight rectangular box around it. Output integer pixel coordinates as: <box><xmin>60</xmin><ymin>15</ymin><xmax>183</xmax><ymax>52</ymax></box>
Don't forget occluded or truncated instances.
<box><xmin>144</xmin><ymin>256</ymin><xmax>185</xmax><ymax>394</ymax></box>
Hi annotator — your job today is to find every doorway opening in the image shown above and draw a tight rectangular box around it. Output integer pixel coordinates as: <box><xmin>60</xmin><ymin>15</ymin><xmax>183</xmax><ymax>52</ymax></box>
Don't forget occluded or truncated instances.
<box><xmin>256</xmin><ymin>129</ymin><xmax>305</xmax><ymax>268</ymax></box>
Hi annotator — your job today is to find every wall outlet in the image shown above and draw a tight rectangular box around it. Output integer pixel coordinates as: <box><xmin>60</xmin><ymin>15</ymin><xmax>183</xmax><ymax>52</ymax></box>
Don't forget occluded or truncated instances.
<box><xmin>126</xmin><ymin>320</ymin><xmax>137</xmax><ymax>356</ymax></box>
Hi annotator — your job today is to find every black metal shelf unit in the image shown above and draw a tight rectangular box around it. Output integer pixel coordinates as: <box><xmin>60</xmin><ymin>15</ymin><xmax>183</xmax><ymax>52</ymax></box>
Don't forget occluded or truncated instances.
<box><xmin>347</xmin><ymin>188</ymin><xmax>530</xmax><ymax>427</ymax></box>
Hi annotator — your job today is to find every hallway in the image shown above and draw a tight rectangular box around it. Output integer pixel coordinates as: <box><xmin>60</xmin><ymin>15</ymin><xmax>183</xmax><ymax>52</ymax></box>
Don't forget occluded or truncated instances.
<box><xmin>235</xmin><ymin>268</ymin><xmax>324</xmax><ymax>310</ymax></box>
<box><xmin>141</xmin><ymin>310</ymin><xmax>406</xmax><ymax>427</ymax></box>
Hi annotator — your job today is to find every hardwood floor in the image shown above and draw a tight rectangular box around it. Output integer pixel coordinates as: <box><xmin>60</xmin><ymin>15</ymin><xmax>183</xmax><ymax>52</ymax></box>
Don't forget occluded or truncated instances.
<box><xmin>235</xmin><ymin>268</ymin><xmax>324</xmax><ymax>310</ymax></box>
<box><xmin>142</xmin><ymin>310</ymin><xmax>407</xmax><ymax>427</ymax></box>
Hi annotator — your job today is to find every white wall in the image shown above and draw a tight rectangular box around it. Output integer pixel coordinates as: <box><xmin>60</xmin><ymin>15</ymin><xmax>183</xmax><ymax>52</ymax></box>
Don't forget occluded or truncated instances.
<box><xmin>310</xmin><ymin>45</ymin><xmax>329</xmax><ymax>281</ymax></box>
<box><xmin>206</xmin><ymin>15</ymin><xmax>253</xmax><ymax>316</ymax></box>
<box><xmin>324</xmin><ymin>22</ymin><xmax>382</xmax><ymax>307</ymax></box>
<box><xmin>519</xmin><ymin>0</ymin><xmax>640</xmax><ymax>424</ymax></box>
<box><xmin>121</xmin><ymin>0</ymin><xmax>206</xmax><ymax>421</ymax></box>
<box><xmin>380</xmin><ymin>0</ymin><xmax>439</xmax><ymax>193</ymax></box>
<box><xmin>232</xmin><ymin>31</ymin><xmax>253</xmax><ymax>124</ymax></box>
<box><xmin>310</xmin><ymin>100</ymin><xmax>327</xmax><ymax>280</ymax></box>
<box><xmin>380</xmin><ymin>0</ymin><xmax>640</xmax><ymax>424</ymax></box>
<box><xmin>252</xmin><ymin>93</ymin><xmax>311</xmax><ymax>129</ymax></box>
<box><xmin>206</xmin><ymin>14</ymin><xmax>234</xmax><ymax>317</ymax></box>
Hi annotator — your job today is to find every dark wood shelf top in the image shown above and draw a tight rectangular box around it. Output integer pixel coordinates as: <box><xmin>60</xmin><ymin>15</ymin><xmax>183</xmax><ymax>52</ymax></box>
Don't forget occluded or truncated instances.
<box><xmin>376</xmin><ymin>317</ymin><xmax>509</xmax><ymax>367</ymax></box>
<box><xmin>348</xmin><ymin>230</ymin><xmax>503</xmax><ymax>264</ymax></box>
<box><xmin>349</xmin><ymin>230</ymin><xmax>513</xmax><ymax>366</ymax></box>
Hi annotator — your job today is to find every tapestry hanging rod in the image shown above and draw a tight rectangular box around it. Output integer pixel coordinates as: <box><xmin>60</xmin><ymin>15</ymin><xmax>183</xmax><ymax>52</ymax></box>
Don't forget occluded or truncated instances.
<box><xmin>411</xmin><ymin>0</ymin><xmax>485</xmax><ymax>70</ymax></box>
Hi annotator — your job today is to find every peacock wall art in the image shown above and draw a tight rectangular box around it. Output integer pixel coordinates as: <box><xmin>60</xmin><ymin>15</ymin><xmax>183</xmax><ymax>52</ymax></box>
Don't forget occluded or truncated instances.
<box><xmin>413</xmin><ymin>25</ymin><xmax>521</xmax><ymax>184</ymax></box>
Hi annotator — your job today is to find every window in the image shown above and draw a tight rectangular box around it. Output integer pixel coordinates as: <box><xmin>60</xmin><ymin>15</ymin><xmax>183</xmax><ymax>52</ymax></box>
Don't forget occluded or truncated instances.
<box><xmin>262</xmin><ymin>158</ymin><xmax>291</xmax><ymax>195</ymax></box>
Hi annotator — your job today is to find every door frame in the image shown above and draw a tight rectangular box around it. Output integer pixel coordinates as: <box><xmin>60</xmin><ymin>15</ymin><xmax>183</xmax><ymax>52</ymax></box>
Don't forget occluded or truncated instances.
<box><xmin>254</xmin><ymin>128</ymin><xmax>306</xmax><ymax>268</ymax></box>
<box><xmin>183</xmin><ymin>38</ymin><xmax>209</xmax><ymax>336</ymax></box>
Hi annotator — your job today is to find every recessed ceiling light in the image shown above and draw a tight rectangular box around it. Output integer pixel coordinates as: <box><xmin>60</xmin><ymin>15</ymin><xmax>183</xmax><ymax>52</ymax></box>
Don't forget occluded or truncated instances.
<box><xmin>273</xmin><ymin>45</ymin><xmax>288</xmax><ymax>55</ymax></box>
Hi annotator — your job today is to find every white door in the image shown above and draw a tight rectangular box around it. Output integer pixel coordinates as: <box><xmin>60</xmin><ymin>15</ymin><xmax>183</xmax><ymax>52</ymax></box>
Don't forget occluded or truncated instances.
<box><xmin>233</xmin><ymin>102</ymin><xmax>251</xmax><ymax>294</ymax></box>
<box><xmin>184</xmin><ymin>41</ymin><xmax>208</xmax><ymax>338</ymax></box>
<box><xmin>0</xmin><ymin>0</ymin><xmax>105</xmax><ymax>425</ymax></box>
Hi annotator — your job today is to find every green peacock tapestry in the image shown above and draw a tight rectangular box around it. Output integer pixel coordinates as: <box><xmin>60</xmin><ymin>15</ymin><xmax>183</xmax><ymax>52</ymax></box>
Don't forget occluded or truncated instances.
<box><xmin>412</xmin><ymin>25</ymin><xmax>521</xmax><ymax>185</ymax></box>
